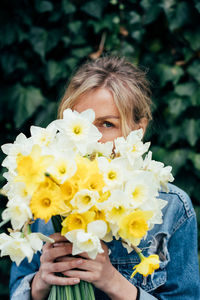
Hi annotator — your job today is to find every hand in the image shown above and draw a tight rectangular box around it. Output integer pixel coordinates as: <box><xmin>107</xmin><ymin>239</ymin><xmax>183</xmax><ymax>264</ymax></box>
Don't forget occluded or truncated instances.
<box><xmin>31</xmin><ymin>233</ymin><xmax>83</xmax><ymax>300</ymax></box>
<box><xmin>61</xmin><ymin>242</ymin><xmax>118</xmax><ymax>294</ymax></box>
<box><xmin>61</xmin><ymin>241</ymin><xmax>138</xmax><ymax>300</ymax></box>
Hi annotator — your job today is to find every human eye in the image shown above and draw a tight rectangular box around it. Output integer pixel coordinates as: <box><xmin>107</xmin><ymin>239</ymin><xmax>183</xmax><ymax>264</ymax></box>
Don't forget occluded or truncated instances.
<box><xmin>102</xmin><ymin>121</ymin><xmax>114</xmax><ymax>128</ymax></box>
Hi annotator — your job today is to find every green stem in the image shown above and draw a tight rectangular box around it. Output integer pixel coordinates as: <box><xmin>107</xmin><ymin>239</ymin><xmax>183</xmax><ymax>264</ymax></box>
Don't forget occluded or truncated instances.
<box><xmin>88</xmin><ymin>282</ymin><xmax>95</xmax><ymax>300</ymax></box>
<box><xmin>73</xmin><ymin>284</ymin><xmax>82</xmax><ymax>299</ymax></box>
<box><xmin>27</xmin><ymin>224</ymin><xmax>32</xmax><ymax>234</ymax></box>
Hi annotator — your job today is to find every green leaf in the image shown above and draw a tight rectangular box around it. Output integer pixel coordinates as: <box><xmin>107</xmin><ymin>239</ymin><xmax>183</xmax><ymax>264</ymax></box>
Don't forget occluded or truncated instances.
<box><xmin>131</xmin><ymin>29</ymin><xmax>145</xmax><ymax>42</ymax></box>
<box><xmin>34</xmin><ymin>102</ymin><xmax>58</xmax><ymax>127</ymax></box>
<box><xmin>46</xmin><ymin>29</ymin><xmax>62</xmax><ymax>52</ymax></box>
<box><xmin>68</xmin><ymin>21</ymin><xmax>82</xmax><ymax>34</ymax></box>
<box><xmin>189</xmin><ymin>153</ymin><xmax>200</xmax><ymax>171</ymax></box>
<box><xmin>71</xmin><ymin>36</ymin><xmax>86</xmax><ymax>46</ymax></box>
<box><xmin>156</xmin><ymin>64</ymin><xmax>184</xmax><ymax>87</ymax></box>
<box><xmin>81</xmin><ymin>1</ymin><xmax>105</xmax><ymax>19</ymax></box>
<box><xmin>45</xmin><ymin>60</ymin><xmax>65</xmax><ymax>85</ymax></box>
<box><xmin>187</xmin><ymin>60</ymin><xmax>200</xmax><ymax>84</ymax></box>
<box><xmin>162</xmin><ymin>1</ymin><xmax>191</xmax><ymax>31</ymax></box>
<box><xmin>62</xmin><ymin>0</ymin><xmax>76</xmax><ymax>14</ymax></box>
<box><xmin>175</xmin><ymin>82</ymin><xmax>196</xmax><ymax>97</ymax></box>
<box><xmin>182</xmin><ymin>119</ymin><xmax>199</xmax><ymax>146</ymax></box>
<box><xmin>48</xmin><ymin>10</ymin><xmax>62</xmax><ymax>22</ymax></box>
<box><xmin>88</xmin><ymin>14</ymin><xmax>116</xmax><ymax>33</ymax></box>
<box><xmin>1</xmin><ymin>53</ymin><xmax>26</xmax><ymax>75</ymax></box>
<box><xmin>195</xmin><ymin>2</ymin><xmax>200</xmax><ymax>13</ymax></box>
<box><xmin>0</xmin><ymin>24</ymin><xmax>17</xmax><ymax>47</ymax></box>
<box><xmin>72</xmin><ymin>47</ymin><xmax>93</xmax><ymax>58</ymax></box>
<box><xmin>140</xmin><ymin>0</ymin><xmax>162</xmax><ymax>24</ymax></box>
<box><xmin>62</xmin><ymin>36</ymin><xmax>71</xmax><ymax>46</ymax></box>
<box><xmin>184</xmin><ymin>29</ymin><xmax>200</xmax><ymax>51</ymax></box>
<box><xmin>128</xmin><ymin>11</ymin><xmax>141</xmax><ymax>24</ymax></box>
<box><xmin>168</xmin><ymin>97</ymin><xmax>189</xmax><ymax>118</ymax></box>
<box><xmin>11</xmin><ymin>85</ymin><xmax>45</xmax><ymax>128</ymax></box>
<box><xmin>191</xmin><ymin>87</ymin><xmax>200</xmax><ymax>106</ymax></box>
<box><xmin>30</xmin><ymin>27</ymin><xmax>48</xmax><ymax>58</ymax></box>
<box><xmin>149</xmin><ymin>39</ymin><xmax>162</xmax><ymax>53</ymax></box>
<box><xmin>64</xmin><ymin>57</ymin><xmax>78</xmax><ymax>71</ymax></box>
<box><xmin>36</xmin><ymin>0</ymin><xmax>53</xmax><ymax>13</ymax></box>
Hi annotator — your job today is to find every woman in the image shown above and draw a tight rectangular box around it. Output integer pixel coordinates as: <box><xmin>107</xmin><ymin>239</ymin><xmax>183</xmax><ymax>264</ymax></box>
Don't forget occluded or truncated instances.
<box><xmin>10</xmin><ymin>56</ymin><xmax>199</xmax><ymax>299</ymax></box>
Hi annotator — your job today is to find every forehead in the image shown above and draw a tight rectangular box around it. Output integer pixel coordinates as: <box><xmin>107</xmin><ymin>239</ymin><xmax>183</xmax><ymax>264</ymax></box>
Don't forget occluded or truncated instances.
<box><xmin>73</xmin><ymin>88</ymin><xmax>120</xmax><ymax>118</ymax></box>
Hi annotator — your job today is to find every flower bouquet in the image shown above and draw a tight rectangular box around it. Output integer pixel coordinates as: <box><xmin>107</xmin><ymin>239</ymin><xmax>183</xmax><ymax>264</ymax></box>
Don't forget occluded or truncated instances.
<box><xmin>0</xmin><ymin>109</ymin><xmax>174</xmax><ymax>299</ymax></box>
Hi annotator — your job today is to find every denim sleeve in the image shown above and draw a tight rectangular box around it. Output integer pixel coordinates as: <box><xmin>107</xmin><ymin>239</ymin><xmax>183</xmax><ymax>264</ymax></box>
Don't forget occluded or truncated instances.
<box><xmin>10</xmin><ymin>251</ymin><xmax>41</xmax><ymax>300</ymax></box>
<box><xmin>151</xmin><ymin>214</ymin><xmax>200</xmax><ymax>299</ymax></box>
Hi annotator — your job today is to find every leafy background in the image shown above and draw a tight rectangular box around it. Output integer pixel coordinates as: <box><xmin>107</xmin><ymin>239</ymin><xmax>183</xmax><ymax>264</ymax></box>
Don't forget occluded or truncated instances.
<box><xmin>0</xmin><ymin>0</ymin><xmax>200</xmax><ymax>298</ymax></box>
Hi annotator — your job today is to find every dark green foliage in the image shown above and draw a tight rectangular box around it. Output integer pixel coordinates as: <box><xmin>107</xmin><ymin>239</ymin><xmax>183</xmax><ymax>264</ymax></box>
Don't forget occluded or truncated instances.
<box><xmin>0</xmin><ymin>0</ymin><xmax>199</xmax><ymax>297</ymax></box>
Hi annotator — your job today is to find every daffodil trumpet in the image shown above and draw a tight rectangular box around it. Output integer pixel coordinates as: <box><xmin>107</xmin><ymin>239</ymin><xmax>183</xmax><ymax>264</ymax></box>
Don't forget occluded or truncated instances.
<box><xmin>130</xmin><ymin>252</ymin><xmax>160</xmax><ymax>278</ymax></box>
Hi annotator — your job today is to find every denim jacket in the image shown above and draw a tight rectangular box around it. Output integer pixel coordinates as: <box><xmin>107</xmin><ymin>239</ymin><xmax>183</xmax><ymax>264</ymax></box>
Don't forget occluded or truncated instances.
<box><xmin>10</xmin><ymin>184</ymin><xmax>200</xmax><ymax>299</ymax></box>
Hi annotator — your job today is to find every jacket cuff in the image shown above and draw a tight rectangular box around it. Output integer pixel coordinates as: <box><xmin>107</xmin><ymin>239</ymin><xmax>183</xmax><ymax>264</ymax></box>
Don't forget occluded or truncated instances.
<box><xmin>11</xmin><ymin>273</ymin><xmax>36</xmax><ymax>300</ymax></box>
<box><xmin>138</xmin><ymin>287</ymin><xmax>158</xmax><ymax>300</ymax></box>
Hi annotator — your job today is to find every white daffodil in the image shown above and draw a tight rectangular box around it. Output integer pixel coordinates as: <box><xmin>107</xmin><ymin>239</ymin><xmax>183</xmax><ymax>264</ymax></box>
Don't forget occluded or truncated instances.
<box><xmin>97</xmin><ymin>190</ymin><xmax>130</xmax><ymax>225</ymax></box>
<box><xmin>26</xmin><ymin>233</ymin><xmax>44</xmax><ymax>252</ymax></box>
<box><xmin>148</xmin><ymin>198</ymin><xmax>168</xmax><ymax>227</ymax></box>
<box><xmin>115</xmin><ymin>129</ymin><xmax>150</xmax><ymax>166</ymax></box>
<box><xmin>47</xmin><ymin>154</ymin><xmax>77</xmax><ymax>184</ymax></box>
<box><xmin>65</xmin><ymin>229</ymin><xmax>104</xmax><ymax>259</ymax></box>
<box><xmin>2</xmin><ymin>199</ymin><xmax>32</xmax><ymax>230</ymax></box>
<box><xmin>125</xmin><ymin>171</ymin><xmax>158</xmax><ymax>210</ymax></box>
<box><xmin>87</xmin><ymin>141</ymin><xmax>114</xmax><ymax>158</ymax></box>
<box><xmin>2</xmin><ymin>182</ymin><xmax>31</xmax><ymax>204</ymax></box>
<box><xmin>53</xmin><ymin>109</ymin><xmax>102</xmax><ymax>155</ymax></box>
<box><xmin>143</xmin><ymin>151</ymin><xmax>174</xmax><ymax>191</ymax></box>
<box><xmin>98</xmin><ymin>157</ymin><xmax>126</xmax><ymax>189</ymax></box>
<box><xmin>44</xmin><ymin>132</ymin><xmax>76</xmax><ymax>158</ymax></box>
<box><xmin>1</xmin><ymin>133</ymin><xmax>33</xmax><ymax>171</ymax></box>
<box><xmin>159</xmin><ymin>166</ymin><xmax>174</xmax><ymax>192</ymax></box>
<box><xmin>30</xmin><ymin>124</ymin><xmax>57</xmax><ymax>148</ymax></box>
<box><xmin>87</xmin><ymin>220</ymin><xmax>107</xmax><ymax>239</ymax></box>
<box><xmin>35</xmin><ymin>232</ymin><xmax>55</xmax><ymax>244</ymax></box>
<box><xmin>0</xmin><ymin>232</ymin><xmax>34</xmax><ymax>266</ymax></box>
<box><xmin>71</xmin><ymin>189</ymin><xmax>99</xmax><ymax>213</ymax></box>
<box><xmin>122</xmin><ymin>241</ymin><xmax>134</xmax><ymax>254</ymax></box>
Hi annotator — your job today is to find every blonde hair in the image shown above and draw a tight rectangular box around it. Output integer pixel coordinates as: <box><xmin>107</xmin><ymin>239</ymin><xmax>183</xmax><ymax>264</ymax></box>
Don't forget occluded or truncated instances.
<box><xmin>58</xmin><ymin>56</ymin><xmax>152</xmax><ymax>136</ymax></box>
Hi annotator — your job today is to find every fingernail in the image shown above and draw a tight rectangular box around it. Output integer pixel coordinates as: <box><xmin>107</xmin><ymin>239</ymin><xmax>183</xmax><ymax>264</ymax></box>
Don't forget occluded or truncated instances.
<box><xmin>76</xmin><ymin>259</ymin><xmax>83</xmax><ymax>264</ymax></box>
<box><xmin>73</xmin><ymin>279</ymin><xmax>80</xmax><ymax>283</ymax></box>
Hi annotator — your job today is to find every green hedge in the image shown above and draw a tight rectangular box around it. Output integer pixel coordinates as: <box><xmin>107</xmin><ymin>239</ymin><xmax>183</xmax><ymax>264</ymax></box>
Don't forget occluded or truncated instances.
<box><xmin>0</xmin><ymin>0</ymin><xmax>200</xmax><ymax>298</ymax></box>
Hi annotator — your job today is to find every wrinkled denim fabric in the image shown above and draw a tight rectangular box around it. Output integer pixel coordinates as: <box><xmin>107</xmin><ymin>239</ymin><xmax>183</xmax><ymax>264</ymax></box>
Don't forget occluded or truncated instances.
<box><xmin>10</xmin><ymin>184</ymin><xmax>200</xmax><ymax>299</ymax></box>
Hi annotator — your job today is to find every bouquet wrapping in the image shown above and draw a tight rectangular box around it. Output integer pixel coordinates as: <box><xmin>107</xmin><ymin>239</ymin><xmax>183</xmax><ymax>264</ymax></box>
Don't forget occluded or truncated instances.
<box><xmin>0</xmin><ymin>109</ymin><xmax>174</xmax><ymax>299</ymax></box>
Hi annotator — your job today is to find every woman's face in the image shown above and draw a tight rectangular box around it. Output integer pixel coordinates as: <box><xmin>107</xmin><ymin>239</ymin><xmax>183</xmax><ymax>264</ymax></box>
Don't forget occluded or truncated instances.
<box><xmin>73</xmin><ymin>88</ymin><xmax>123</xmax><ymax>143</ymax></box>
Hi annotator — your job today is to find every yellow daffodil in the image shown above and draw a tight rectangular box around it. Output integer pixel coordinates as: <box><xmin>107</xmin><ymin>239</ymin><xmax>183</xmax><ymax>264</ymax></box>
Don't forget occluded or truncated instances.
<box><xmin>89</xmin><ymin>206</ymin><xmax>106</xmax><ymax>222</ymax></box>
<box><xmin>97</xmin><ymin>190</ymin><xmax>111</xmax><ymax>203</ymax></box>
<box><xmin>118</xmin><ymin>210</ymin><xmax>153</xmax><ymax>245</ymax></box>
<box><xmin>71</xmin><ymin>189</ymin><xmax>99</xmax><ymax>213</ymax></box>
<box><xmin>131</xmin><ymin>254</ymin><xmax>160</xmax><ymax>278</ymax></box>
<box><xmin>106</xmin><ymin>205</ymin><xmax>127</xmax><ymax>224</ymax></box>
<box><xmin>30</xmin><ymin>178</ymin><xmax>63</xmax><ymax>223</ymax></box>
<box><xmin>60</xmin><ymin>179</ymin><xmax>79</xmax><ymax>203</ymax></box>
<box><xmin>16</xmin><ymin>145</ymin><xmax>53</xmax><ymax>194</ymax></box>
<box><xmin>72</xmin><ymin>156</ymin><xmax>92</xmax><ymax>183</ymax></box>
<box><xmin>61</xmin><ymin>211</ymin><xmax>95</xmax><ymax>235</ymax></box>
<box><xmin>82</xmin><ymin>171</ymin><xmax>105</xmax><ymax>192</ymax></box>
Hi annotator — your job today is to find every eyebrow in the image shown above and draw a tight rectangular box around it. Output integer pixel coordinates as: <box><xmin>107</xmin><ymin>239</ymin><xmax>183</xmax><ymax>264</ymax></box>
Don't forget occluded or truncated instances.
<box><xmin>95</xmin><ymin>116</ymin><xmax>120</xmax><ymax>120</ymax></box>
